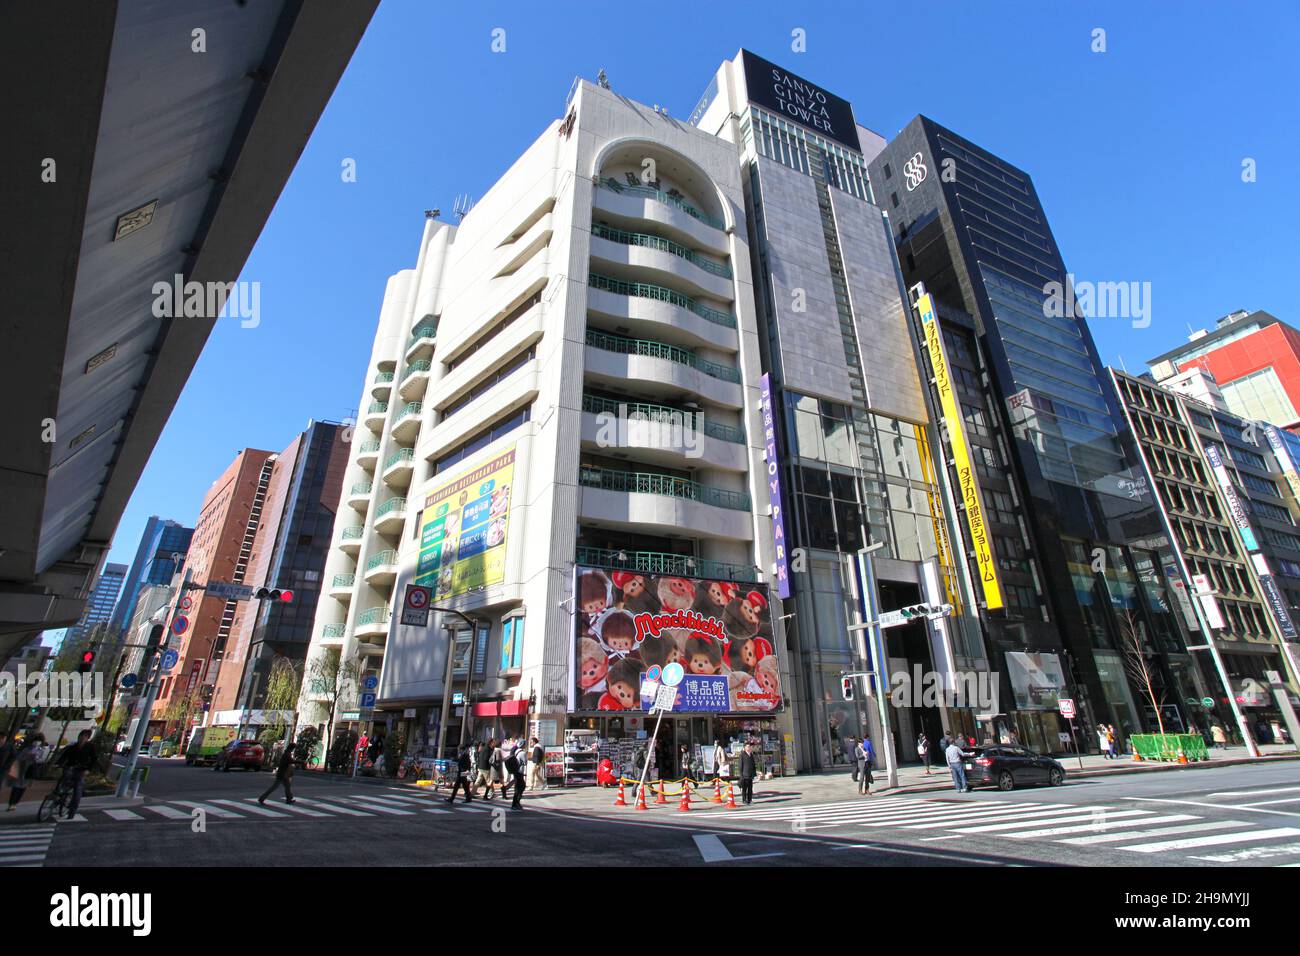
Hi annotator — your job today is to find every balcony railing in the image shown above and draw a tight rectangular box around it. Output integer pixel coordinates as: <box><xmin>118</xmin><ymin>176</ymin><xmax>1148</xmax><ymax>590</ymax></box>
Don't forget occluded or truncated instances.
<box><xmin>575</xmin><ymin>546</ymin><xmax>756</xmax><ymax>582</ymax></box>
<box><xmin>356</xmin><ymin>606</ymin><xmax>391</xmax><ymax>627</ymax></box>
<box><xmin>384</xmin><ymin>447</ymin><xmax>414</xmax><ymax>470</ymax></box>
<box><xmin>588</xmin><ymin>273</ymin><xmax>735</xmax><ymax>329</ymax></box>
<box><xmin>331</xmin><ymin>573</ymin><xmax>356</xmax><ymax>589</ymax></box>
<box><xmin>397</xmin><ymin>402</ymin><xmax>423</xmax><ymax>420</ymax></box>
<box><xmin>357</xmin><ymin>440</ymin><xmax>381</xmax><ymax>455</ymax></box>
<box><xmin>578</xmin><ymin>466</ymin><xmax>750</xmax><ymax>511</ymax></box>
<box><xmin>365</xmin><ymin>549</ymin><xmax>398</xmax><ymax>571</ymax></box>
<box><xmin>402</xmin><ymin>359</ymin><xmax>431</xmax><ymax>379</ymax></box>
<box><xmin>366</xmin><ymin>400</ymin><xmax>388</xmax><ymax>415</ymax></box>
<box><xmin>340</xmin><ymin>526</ymin><xmax>364</xmax><ymax>541</ymax></box>
<box><xmin>591</xmin><ymin>223</ymin><xmax>731</xmax><ymax>278</ymax></box>
<box><xmin>373</xmin><ymin>371</ymin><xmax>394</xmax><ymax>385</ymax></box>
<box><xmin>597</xmin><ymin>178</ymin><xmax>725</xmax><ymax>231</ymax></box>
<box><xmin>581</xmin><ymin>393</ymin><xmax>745</xmax><ymax>445</ymax></box>
<box><xmin>409</xmin><ymin>325</ymin><xmax>437</xmax><ymax>346</ymax></box>
<box><xmin>322</xmin><ymin>623</ymin><xmax>347</xmax><ymax>638</ymax></box>
<box><xmin>585</xmin><ymin>329</ymin><xmax>740</xmax><ymax>383</ymax></box>
<box><xmin>375</xmin><ymin>497</ymin><xmax>407</xmax><ymax>519</ymax></box>
<box><xmin>349</xmin><ymin>481</ymin><xmax>373</xmax><ymax>497</ymax></box>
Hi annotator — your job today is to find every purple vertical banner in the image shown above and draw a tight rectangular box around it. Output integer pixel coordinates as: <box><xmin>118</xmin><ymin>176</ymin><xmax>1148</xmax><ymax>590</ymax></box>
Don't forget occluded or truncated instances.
<box><xmin>760</xmin><ymin>374</ymin><xmax>791</xmax><ymax>599</ymax></box>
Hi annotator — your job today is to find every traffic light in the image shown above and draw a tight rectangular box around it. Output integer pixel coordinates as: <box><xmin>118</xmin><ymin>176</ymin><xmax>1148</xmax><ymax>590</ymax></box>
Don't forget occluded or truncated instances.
<box><xmin>255</xmin><ymin>587</ymin><xmax>294</xmax><ymax>603</ymax></box>
<box><xmin>145</xmin><ymin>623</ymin><xmax>164</xmax><ymax>656</ymax></box>
<box><xmin>841</xmin><ymin>676</ymin><xmax>854</xmax><ymax>701</ymax></box>
<box><xmin>78</xmin><ymin>647</ymin><xmax>96</xmax><ymax>673</ymax></box>
<box><xmin>899</xmin><ymin>603</ymin><xmax>954</xmax><ymax>621</ymax></box>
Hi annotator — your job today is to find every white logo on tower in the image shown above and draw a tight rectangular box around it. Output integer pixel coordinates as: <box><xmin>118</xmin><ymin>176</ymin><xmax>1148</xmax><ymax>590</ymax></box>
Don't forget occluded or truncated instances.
<box><xmin>903</xmin><ymin>152</ymin><xmax>928</xmax><ymax>191</ymax></box>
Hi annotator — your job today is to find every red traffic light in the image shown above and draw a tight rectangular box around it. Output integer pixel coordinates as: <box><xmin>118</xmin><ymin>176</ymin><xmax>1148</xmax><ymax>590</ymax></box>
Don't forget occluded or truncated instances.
<box><xmin>254</xmin><ymin>587</ymin><xmax>294</xmax><ymax>602</ymax></box>
<box><xmin>279</xmin><ymin>590</ymin><xmax>293</xmax><ymax>603</ymax></box>
<box><xmin>81</xmin><ymin>650</ymin><xmax>95</xmax><ymax>664</ymax></box>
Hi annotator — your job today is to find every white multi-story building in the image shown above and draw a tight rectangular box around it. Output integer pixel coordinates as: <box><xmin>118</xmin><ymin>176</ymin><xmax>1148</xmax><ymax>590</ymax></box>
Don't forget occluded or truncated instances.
<box><xmin>301</xmin><ymin>76</ymin><xmax>791</xmax><ymax>774</ymax></box>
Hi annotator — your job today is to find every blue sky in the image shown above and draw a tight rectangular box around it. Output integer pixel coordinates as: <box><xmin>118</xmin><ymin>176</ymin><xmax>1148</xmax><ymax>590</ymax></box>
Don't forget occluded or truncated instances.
<box><xmin>99</xmin><ymin>0</ymin><xmax>1300</xmax><ymax>579</ymax></box>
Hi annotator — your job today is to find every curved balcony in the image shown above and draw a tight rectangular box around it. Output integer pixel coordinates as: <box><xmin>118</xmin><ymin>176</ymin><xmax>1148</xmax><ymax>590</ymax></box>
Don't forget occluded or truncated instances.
<box><xmin>399</xmin><ymin>359</ymin><xmax>432</xmax><ymax>401</ymax></box>
<box><xmin>320</xmin><ymin>622</ymin><xmax>347</xmax><ymax>644</ymax></box>
<box><xmin>355</xmin><ymin>439</ymin><xmax>380</xmax><ymax>470</ymax></box>
<box><xmin>338</xmin><ymin>526</ymin><xmax>365</xmax><ymax>555</ymax></box>
<box><xmin>346</xmin><ymin>481</ymin><xmax>373</xmax><ymax>513</ymax></box>
<box><xmin>580</xmin><ymin>393</ymin><xmax>747</xmax><ymax>472</ymax></box>
<box><xmin>373</xmin><ymin>496</ymin><xmax>408</xmax><ymax>535</ymax></box>
<box><xmin>593</xmin><ymin>179</ymin><xmax>728</xmax><ymax>255</ymax></box>
<box><xmin>354</xmin><ymin>606</ymin><xmax>391</xmax><ymax>643</ymax></box>
<box><xmin>590</xmin><ymin>225</ymin><xmax>734</xmax><ymax>302</ymax></box>
<box><xmin>329</xmin><ymin>573</ymin><xmax>356</xmax><ymax>601</ymax></box>
<box><xmin>364</xmin><ymin>400</ymin><xmax>388</xmax><ymax>431</ymax></box>
<box><xmin>405</xmin><ymin>324</ymin><xmax>437</xmax><ymax>363</ymax></box>
<box><xmin>577</xmin><ymin>466</ymin><xmax>753</xmax><ymax>541</ymax></box>
<box><xmin>588</xmin><ymin>273</ymin><xmax>733</xmax><ymax>329</ymax></box>
<box><xmin>371</xmin><ymin>371</ymin><xmax>394</xmax><ymax>400</ymax></box>
<box><xmin>584</xmin><ymin>334</ymin><xmax>743</xmax><ymax>409</ymax></box>
<box><xmin>382</xmin><ymin>447</ymin><xmax>415</xmax><ymax>489</ymax></box>
<box><xmin>575</xmin><ymin>545</ymin><xmax>756</xmax><ymax>583</ymax></box>
<box><xmin>363</xmin><ymin>549</ymin><xmax>399</xmax><ymax>587</ymax></box>
<box><xmin>391</xmin><ymin>402</ymin><xmax>423</xmax><ymax>443</ymax></box>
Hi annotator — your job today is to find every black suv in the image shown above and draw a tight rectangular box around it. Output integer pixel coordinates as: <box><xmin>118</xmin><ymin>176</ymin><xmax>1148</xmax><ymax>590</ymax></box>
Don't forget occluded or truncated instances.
<box><xmin>963</xmin><ymin>745</ymin><xmax>1065</xmax><ymax>791</ymax></box>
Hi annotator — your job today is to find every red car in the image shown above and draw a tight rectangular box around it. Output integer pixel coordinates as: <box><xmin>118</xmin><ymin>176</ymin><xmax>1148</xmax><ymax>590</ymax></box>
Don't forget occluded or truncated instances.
<box><xmin>213</xmin><ymin>739</ymin><xmax>264</xmax><ymax>771</ymax></box>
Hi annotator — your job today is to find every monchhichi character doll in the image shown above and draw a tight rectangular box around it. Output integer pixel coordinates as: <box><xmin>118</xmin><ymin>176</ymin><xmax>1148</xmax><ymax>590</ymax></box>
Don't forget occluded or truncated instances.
<box><xmin>598</xmin><ymin>658</ymin><xmax>643</xmax><ymax>711</ymax></box>
<box><xmin>684</xmin><ymin>633</ymin><xmax>725</xmax><ymax>676</ymax></box>
<box><xmin>723</xmin><ymin>633</ymin><xmax>775</xmax><ymax>673</ymax></box>
<box><xmin>638</xmin><ymin>633</ymin><xmax>684</xmax><ymax>672</ymax></box>
<box><xmin>577</xmin><ymin>636</ymin><xmax>608</xmax><ymax>708</ymax></box>
<box><xmin>657</xmin><ymin>576</ymin><xmax>696</xmax><ymax>614</ymax></box>
<box><xmin>577</xmin><ymin>569</ymin><xmax>612</xmax><ymax>636</ymax></box>
<box><xmin>723</xmin><ymin>589</ymin><xmax>769</xmax><ymax>641</ymax></box>
<box><xmin>755</xmin><ymin>655</ymin><xmax>781</xmax><ymax>705</ymax></box>
<box><xmin>611</xmin><ymin>571</ymin><xmax>659</xmax><ymax>616</ymax></box>
<box><xmin>693</xmin><ymin>579</ymin><xmax>738</xmax><ymax>619</ymax></box>
<box><xmin>596</xmin><ymin>609</ymin><xmax>639</xmax><ymax>659</ymax></box>
<box><xmin>727</xmin><ymin>667</ymin><xmax>763</xmax><ymax>710</ymax></box>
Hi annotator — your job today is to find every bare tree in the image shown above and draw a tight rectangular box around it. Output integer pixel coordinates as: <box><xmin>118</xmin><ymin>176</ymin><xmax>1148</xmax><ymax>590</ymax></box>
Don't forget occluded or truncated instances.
<box><xmin>1119</xmin><ymin>610</ymin><xmax>1167</xmax><ymax>736</ymax></box>
<box><xmin>260</xmin><ymin>657</ymin><xmax>302</xmax><ymax>744</ymax></box>
<box><xmin>306</xmin><ymin>647</ymin><xmax>359</xmax><ymax>758</ymax></box>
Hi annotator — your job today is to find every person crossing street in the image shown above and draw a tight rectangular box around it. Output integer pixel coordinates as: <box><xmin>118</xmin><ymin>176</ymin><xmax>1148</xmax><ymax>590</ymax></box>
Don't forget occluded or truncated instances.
<box><xmin>258</xmin><ymin>741</ymin><xmax>296</xmax><ymax>804</ymax></box>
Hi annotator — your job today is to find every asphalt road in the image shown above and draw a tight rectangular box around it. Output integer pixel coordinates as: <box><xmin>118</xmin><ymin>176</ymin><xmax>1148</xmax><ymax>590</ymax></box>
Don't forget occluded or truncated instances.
<box><xmin>9</xmin><ymin>759</ymin><xmax>1300</xmax><ymax>868</ymax></box>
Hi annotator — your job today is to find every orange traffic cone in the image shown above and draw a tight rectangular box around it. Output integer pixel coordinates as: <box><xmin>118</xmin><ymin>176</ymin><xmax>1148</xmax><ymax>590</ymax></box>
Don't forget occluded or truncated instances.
<box><xmin>1177</xmin><ymin>748</ymin><xmax>1189</xmax><ymax>765</ymax></box>
<box><xmin>614</xmin><ymin>781</ymin><xmax>627</xmax><ymax>807</ymax></box>
<box><xmin>635</xmin><ymin>783</ymin><xmax>648</xmax><ymax>811</ymax></box>
<box><xmin>678</xmin><ymin>784</ymin><xmax>691</xmax><ymax>812</ymax></box>
<box><xmin>712</xmin><ymin>778</ymin><xmax>723</xmax><ymax>804</ymax></box>
<box><xmin>1132</xmin><ymin>750</ymin><xmax>1143</xmax><ymax>762</ymax></box>
<box><xmin>654</xmin><ymin>781</ymin><xmax>667</xmax><ymax>805</ymax></box>
<box><xmin>726</xmin><ymin>782</ymin><xmax>738</xmax><ymax>809</ymax></box>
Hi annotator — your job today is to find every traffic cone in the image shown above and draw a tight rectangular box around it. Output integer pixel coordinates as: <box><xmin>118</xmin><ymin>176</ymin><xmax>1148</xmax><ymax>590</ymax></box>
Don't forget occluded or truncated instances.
<box><xmin>654</xmin><ymin>781</ymin><xmax>667</xmax><ymax>805</ymax></box>
<box><xmin>726</xmin><ymin>782</ymin><xmax>738</xmax><ymax>809</ymax></box>
<box><xmin>712</xmin><ymin>778</ymin><xmax>723</xmax><ymax>804</ymax></box>
<box><xmin>635</xmin><ymin>783</ymin><xmax>648</xmax><ymax>811</ymax></box>
<box><xmin>614</xmin><ymin>781</ymin><xmax>627</xmax><ymax>807</ymax></box>
<box><xmin>678</xmin><ymin>784</ymin><xmax>691</xmax><ymax>812</ymax></box>
<box><xmin>1177</xmin><ymin>748</ymin><xmax>1189</xmax><ymax>765</ymax></box>
<box><xmin>682</xmin><ymin>779</ymin><xmax>692</xmax><ymax>806</ymax></box>
<box><xmin>1132</xmin><ymin>750</ymin><xmax>1142</xmax><ymax>762</ymax></box>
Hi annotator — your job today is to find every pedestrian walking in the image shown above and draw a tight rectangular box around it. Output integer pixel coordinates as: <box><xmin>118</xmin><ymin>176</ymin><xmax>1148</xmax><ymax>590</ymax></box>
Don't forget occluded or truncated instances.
<box><xmin>1211</xmin><ymin>723</ymin><xmax>1228</xmax><ymax>750</ymax></box>
<box><xmin>446</xmin><ymin>745</ymin><xmax>474</xmax><ymax>804</ymax></box>
<box><xmin>939</xmin><ymin>730</ymin><xmax>951</xmax><ymax>753</ymax></box>
<box><xmin>1105</xmin><ymin>724</ymin><xmax>1118</xmax><ymax>758</ymax></box>
<box><xmin>711</xmin><ymin>739</ymin><xmax>729</xmax><ymax>780</ymax></box>
<box><xmin>505</xmin><ymin>742</ymin><xmax>526</xmax><ymax>809</ymax></box>
<box><xmin>916</xmin><ymin>732</ymin><xmax>932</xmax><ymax>775</ymax></box>
<box><xmin>5</xmin><ymin>735</ymin><xmax>43</xmax><ymax>811</ymax></box>
<box><xmin>738</xmin><ymin>741</ymin><xmax>759</xmax><ymax>805</ymax></box>
<box><xmin>258</xmin><ymin>741</ymin><xmax>296</xmax><ymax>804</ymax></box>
<box><xmin>57</xmin><ymin>729</ymin><xmax>98</xmax><ymax>818</ymax></box>
<box><xmin>474</xmin><ymin>739</ymin><xmax>496</xmax><ymax>799</ymax></box>
<box><xmin>857</xmin><ymin>736</ymin><xmax>876</xmax><ymax>795</ymax></box>
<box><xmin>527</xmin><ymin>737</ymin><xmax>547</xmax><ymax>791</ymax></box>
<box><xmin>945</xmin><ymin>737</ymin><xmax>970</xmax><ymax>793</ymax></box>
<box><xmin>846</xmin><ymin>736</ymin><xmax>859</xmax><ymax>782</ymax></box>
<box><xmin>0</xmin><ymin>733</ymin><xmax>15</xmax><ymax>783</ymax></box>
<box><xmin>492</xmin><ymin>738</ymin><xmax>507</xmax><ymax>794</ymax></box>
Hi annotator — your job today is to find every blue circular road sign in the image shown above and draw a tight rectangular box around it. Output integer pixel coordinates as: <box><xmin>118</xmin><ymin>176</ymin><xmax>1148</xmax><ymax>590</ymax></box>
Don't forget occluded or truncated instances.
<box><xmin>160</xmin><ymin>649</ymin><xmax>180</xmax><ymax>673</ymax></box>
<box><xmin>662</xmin><ymin>662</ymin><xmax>685</xmax><ymax>687</ymax></box>
<box><xmin>120</xmin><ymin>673</ymin><xmax>138</xmax><ymax>690</ymax></box>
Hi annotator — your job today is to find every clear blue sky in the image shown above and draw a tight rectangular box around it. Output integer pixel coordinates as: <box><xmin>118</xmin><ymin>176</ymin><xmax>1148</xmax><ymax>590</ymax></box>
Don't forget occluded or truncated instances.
<box><xmin>101</xmin><ymin>0</ymin><xmax>1300</xmax><ymax>576</ymax></box>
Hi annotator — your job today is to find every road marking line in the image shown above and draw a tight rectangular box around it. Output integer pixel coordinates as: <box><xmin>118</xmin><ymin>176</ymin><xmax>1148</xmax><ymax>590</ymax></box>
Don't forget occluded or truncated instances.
<box><xmin>900</xmin><ymin>806</ymin><xmax>1097</xmax><ymax>831</ymax></box>
<box><xmin>104</xmin><ymin>809</ymin><xmax>145</xmax><ymax>821</ymax></box>
<box><xmin>421</xmin><ymin>808</ymin><xmax>452</xmax><ymax>814</ymax></box>
<box><xmin>1192</xmin><ymin>841</ymin><xmax>1300</xmax><ymax>863</ymax></box>
<box><xmin>942</xmin><ymin>809</ymin><xmax>1153</xmax><ymax>835</ymax></box>
<box><xmin>338</xmin><ymin>798</ymin><xmax>414</xmax><ymax>815</ymax></box>
<box><xmin>0</xmin><ymin>855</ymin><xmax>48</xmax><ymax>864</ymax></box>
<box><xmin>1059</xmin><ymin>821</ymin><xmax>1247</xmax><ymax>846</ymax></box>
<box><xmin>245</xmin><ymin>799</ymin><xmax>331</xmax><ymax>818</ymax></box>
<box><xmin>760</xmin><ymin>802</ymin><xmax>1038</xmax><ymax>826</ymax></box>
<box><xmin>144</xmin><ymin>805</ymin><xmax>192</xmax><ymax>820</ymax></box>
<box><xmin>211</xmin><ymin>799</ymin><xmax>289</xmax><ymax>818</ymax></box>
<box><xmin>293</xmin><ymin>798</ymin><xmax>374</xmax><ymax>816</ymax></box>
<box><xmin>1118</xmin><ymin>826</ymin><xmax>1300</xmax><ymax>853</ymax></box>
<box><xmin>1240</xmin><ymin>797</ymin><xmax>1300</xmax><ymax>807</ymax></box>
<box><xmin>1122</xmin><ymin>796</ymin><xmax>1300</xmax><ymax>818</ymax></box>
<box><xmin>54</xmin><ymin>814</ymin><xmax>88</xmax><ymax>822</ymax></box>
<box><xmin>1207</xmin><ymin>786</ymin><xmax>1300</xmax><ymax>798</ymax></box>
<box><xmin>694</xmin><ymin>834</ymin><xmax>732</xmax><ymax>862</ymax></box>
<box><xmin>171</xmin><ymin>800</ymin><xmax>245</xmax><ymax>819</ymax></box>
<box><xmin>342</xmin><ymin>794</ymin><xmax>424</xmax><ymax>808</ymax></box>
<box><xmin>921</xmin><ymin>835</ymin><xmax>963</xmax><ymax>841</ymax></box>
<box><xmin>1005</xmin><ymin>814</ymin><xmax>1198</xmax><ymax>839</ymax></box>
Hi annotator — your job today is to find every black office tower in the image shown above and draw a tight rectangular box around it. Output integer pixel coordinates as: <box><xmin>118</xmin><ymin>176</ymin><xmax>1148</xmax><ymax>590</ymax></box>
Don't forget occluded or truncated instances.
<box><xmin>869</xmin><ymin>117</ymin><xmax>1199</xmax><ymax>748</ymax></box>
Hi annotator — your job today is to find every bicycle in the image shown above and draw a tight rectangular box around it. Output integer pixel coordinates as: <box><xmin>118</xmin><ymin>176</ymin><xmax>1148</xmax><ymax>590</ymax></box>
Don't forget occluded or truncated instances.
<box><xmin>37</xmin><ymin>772</ymin><xmax>76</xmax><ymax>823</ymax></box>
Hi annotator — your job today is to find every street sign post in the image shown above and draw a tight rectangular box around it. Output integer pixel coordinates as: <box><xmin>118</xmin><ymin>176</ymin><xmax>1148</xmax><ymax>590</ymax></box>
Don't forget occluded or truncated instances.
<box><xmin>160</xmin><ymin>649</ymin><xmax>179</xmax><ymax>673</ymax></box>
<box><xmin>1059</xmin><ymin>698</ymin><xmax>1076</xmax><ymax>719</ymax></box>
<box><xmin>400</xmin><ymin>584</ymin><xmax>432</xmax><ymax>627</ymax></box>
<box><xmin>1201</xmin><ymin>696</ymin><xmax>1215</xmax><ymax>708</ymax></box>
<box><xmin>1058</xmin><ymin>699</ymin><xmax>1083</xmax><ymax>770</ymax></box>
<box><xmin>205</xmin><ymin>581</ymin><xmax>255</xmax><ymax>601</ymax></box>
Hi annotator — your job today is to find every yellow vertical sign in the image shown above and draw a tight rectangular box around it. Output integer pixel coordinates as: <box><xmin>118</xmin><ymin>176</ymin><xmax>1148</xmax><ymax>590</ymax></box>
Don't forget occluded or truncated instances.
<box><xmin>917</xmin><ymin>294</ymin><xmax>1004</xmax><ymax>610</ymax></box>
<box><xmin>914</xmin><ymin>423</ymin><xmax>961</xmax><ymax>613</ymax></box>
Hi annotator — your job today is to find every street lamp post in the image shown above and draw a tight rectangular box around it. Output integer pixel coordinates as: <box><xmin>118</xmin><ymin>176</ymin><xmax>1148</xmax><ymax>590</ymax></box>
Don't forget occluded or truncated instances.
<box><xmin>431</xmin><ymin>607</ymin><xmax>480</xmax><ymax>759</ymax></box>
<box><xmin>850</xmin><ymin>542</ymin><xmax>899</xmax><ymax>790</ymax></box>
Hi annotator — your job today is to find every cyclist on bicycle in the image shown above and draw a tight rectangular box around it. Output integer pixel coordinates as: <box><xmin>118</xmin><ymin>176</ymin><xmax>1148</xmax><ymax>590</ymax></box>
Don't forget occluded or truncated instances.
<box><xmin>56</xmin><ymin>729</ymin><xmax>98</xmax><ymax>819</ymax></box>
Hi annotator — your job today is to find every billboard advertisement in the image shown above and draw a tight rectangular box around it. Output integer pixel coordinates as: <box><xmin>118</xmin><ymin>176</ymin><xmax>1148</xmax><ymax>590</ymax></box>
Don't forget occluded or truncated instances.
<box><xmin>740</xmin><ymin>49</ymin><xmax>860</xmax><ymax>151</ymax></box>
<box><xmin>759</xmin><ymin>373</ymin><xmax>791</xmax><ymax>599</ymax></box>
<box><xmin>574</xmin><ymin>568</ymin><xmax>781</xmax><ymax>714</ymax></box>
<box><xmin>1203</xmin><ymin>443</ymin><xmax>1260</xmax><ymax>552</ymax></box>
<box><xmin>1005</xmin><ymin>651</ymin><xmax>1067</xmax><ymax>711</ymax></box>
<box><xmin>414</xmin><ymin>446</ymin><xmax>515</xmax><ymax>600</ymax></box>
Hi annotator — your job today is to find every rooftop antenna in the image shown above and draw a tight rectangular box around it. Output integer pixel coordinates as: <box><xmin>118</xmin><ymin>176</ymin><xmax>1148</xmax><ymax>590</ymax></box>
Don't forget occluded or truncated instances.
<box><xmin>453</xmin><ymin>194</ymin><xmax>475</xmax><ymax>221</ymax></box>
<box><xmin>424</xmin><ymin>208</ymin><xmax>440</xmax><ymax>220</ymax></box>
<box><xmin>1117</xmin><ymin>354</ymin><xmax>1129</xmax><ymax>373</ymax></box>
<box><xmin>597</xmin><ymin>68</ymin><xmax>609</xmax><ymax>89</ymax></box>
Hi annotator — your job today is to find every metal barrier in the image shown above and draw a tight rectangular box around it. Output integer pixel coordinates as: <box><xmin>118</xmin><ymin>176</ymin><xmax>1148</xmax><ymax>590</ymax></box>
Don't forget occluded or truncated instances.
<box><xmin>1129</xmin><ymin>733</ymin><xmax>1209</xmax><ymax>762</ymax></box>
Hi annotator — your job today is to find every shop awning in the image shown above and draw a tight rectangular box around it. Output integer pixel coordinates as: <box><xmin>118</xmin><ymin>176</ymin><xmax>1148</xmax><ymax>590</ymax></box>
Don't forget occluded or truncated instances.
<box><xmin>472</xmin><ymin>700</ymin><xmax>530</xmax><ymax>717</ymax></box>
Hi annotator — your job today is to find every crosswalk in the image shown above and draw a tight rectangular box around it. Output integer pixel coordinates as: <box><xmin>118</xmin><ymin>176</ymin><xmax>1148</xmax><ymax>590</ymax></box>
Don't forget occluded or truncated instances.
<box><xmin>0</xmin><ymin>826</ymin><xmax>56</xmax><ymax>867</ymax></box>
<box><xmin>704</xmin><ymin>795</ymin><xmax>1300</xmax><ymax>865</ymax></box>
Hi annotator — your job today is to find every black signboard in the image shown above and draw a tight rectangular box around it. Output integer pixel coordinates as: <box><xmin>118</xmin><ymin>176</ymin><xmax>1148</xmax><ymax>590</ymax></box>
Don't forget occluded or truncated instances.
<box><xmin>741</xmin><ymin>50</ymin><xmax>859</xmax><ymax>152</ymax></box>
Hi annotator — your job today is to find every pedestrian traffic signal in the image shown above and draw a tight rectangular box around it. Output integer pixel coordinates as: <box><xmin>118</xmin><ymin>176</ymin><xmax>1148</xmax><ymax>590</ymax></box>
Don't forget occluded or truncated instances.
<box><xmin>841</xmin><ymin>676</ymin><xmax>854</xmax><ymax>701</ymax></box>
<box><xmin>254</xmin><ymin>587</ymin><xmax>294</xmax><ymax>603</ymax></box>
<box><xmin>78</xmin><ymin>648</ymin><xmax>96</xmax><ymax>673</ymax></box>
<box><xmin>899</xmin><ymin>603</ymin><xmax>953</xmax><ymax>620</ymax></box>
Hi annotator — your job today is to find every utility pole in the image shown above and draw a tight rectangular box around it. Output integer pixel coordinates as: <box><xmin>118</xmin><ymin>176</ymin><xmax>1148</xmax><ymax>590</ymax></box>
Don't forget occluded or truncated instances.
<box><xmin>430</xmin><ymin>607</ymin><xmax>480</xmax><ymax>759</ymax></box>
